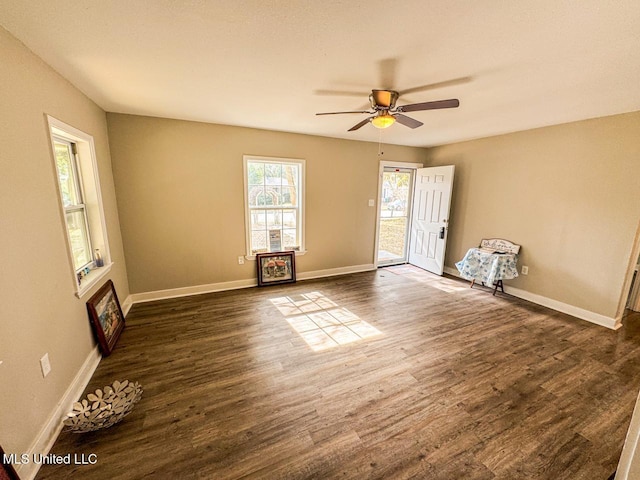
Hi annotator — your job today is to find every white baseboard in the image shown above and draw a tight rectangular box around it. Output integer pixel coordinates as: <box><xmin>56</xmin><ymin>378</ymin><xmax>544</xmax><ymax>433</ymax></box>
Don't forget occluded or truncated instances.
<box><xmin>16</xmin><ymin>346</ymin><xmax>102</xmax><ymax>480</ymax></box>
<box><xmin>297</xmin><ymin>264</ymin><xmax>376</xmax><ymax>281</ymax></box>
<box><xmin>129</xmin><ymin>278</ymin><xmax>258</xmax><ymax>304</ymax></box>
<box><xmin>443</xmin><ymin>266</ymin><xmax>621</xmax><ymax>330</ymax></box>
<box><xmin>615</xmin><ymin>389</ymin><xmax>640</xmax><ymax>480</ymax></box>
<box><xmin>127</xmin><ymin>264</ymin><xmax>377</xmax><ymax>305</ymax></box>
<box><xmin>121</xmin><ymin>294</ymin><xmax>133</xmax><ymax>316</ymax></box>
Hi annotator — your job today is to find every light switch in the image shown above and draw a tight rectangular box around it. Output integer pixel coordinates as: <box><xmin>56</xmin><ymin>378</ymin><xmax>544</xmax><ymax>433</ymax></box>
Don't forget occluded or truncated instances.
<box><xmin>40</xmin><ymin>353</ymin><xmax>51</xmax><ymax>377</ymax></box>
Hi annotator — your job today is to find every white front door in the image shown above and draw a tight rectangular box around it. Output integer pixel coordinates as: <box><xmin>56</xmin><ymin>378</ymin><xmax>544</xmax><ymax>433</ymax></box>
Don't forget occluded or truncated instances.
<box><xmin>407</xmin><ymin>165</ymin><xmax>455</xmax><ymax>275</ymax></box>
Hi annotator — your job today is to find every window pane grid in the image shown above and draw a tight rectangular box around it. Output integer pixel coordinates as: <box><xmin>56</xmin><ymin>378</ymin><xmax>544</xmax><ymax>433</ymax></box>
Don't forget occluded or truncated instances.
<box><xmin>65</xmin><ymin>208</ymin><xmax>92</xmax><ymax>270</ymax></box>
<box><xmin>64</xmin><ymin>204</ymin><xmax>87</xmax><ymax>213</ymax></box>
<box><xmin>248</xmin><ymin>205</ymin><xmax>298</xmax><ymax>210</ymax></box>
<box><xmin>54</xmin><ymin>137</ymin><xmax>93</xmax><ymax>272</ymax></box>
<box><xmin>246</xmin><ymin>159</ymin><xmax>302</xmax><ymax>254</ymax></box>
<box><xmin>54</xmin><ymin>140</ymin><xmax>83</xmax><ymax>207</ymax></box>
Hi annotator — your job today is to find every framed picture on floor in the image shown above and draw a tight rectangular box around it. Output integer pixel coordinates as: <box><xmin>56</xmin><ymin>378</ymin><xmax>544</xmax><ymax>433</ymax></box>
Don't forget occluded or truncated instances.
<box><xmin>86</xmin><ymin>280</ymin><xmax>125</xmax><ymax>356</ymax></box>
<box><xmin>257</xmin><ymin>251</ymin><xmax>296</xmax><ymax>286</ymax></box>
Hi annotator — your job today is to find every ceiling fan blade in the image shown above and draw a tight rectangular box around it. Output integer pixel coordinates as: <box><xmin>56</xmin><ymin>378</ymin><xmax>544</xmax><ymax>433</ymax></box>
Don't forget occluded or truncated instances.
<box><xmin>394</xmin><ymin>114</ymin><xmax>423</xmax><ymax>129</ymax></box>
<box><xmin>397</xmin><ymin>99</ymin><xmax>460</xmax><ymax>113</ymax></box>
<box><xmin>316</xmin><ymin>110</ymin><xmax>373</xmax><ymax>116</ymax></box>
<box><xmin>314</xmin><ymin>89</ymin><xmax>367</xmax><ymax>97</ymax></box>
<box><xmin>399</xmin><ymin>77</ymin><xmax>472</xmax><ymax>96</ymax></box>
<box><xmin>348</xmin><ymin>117</ymin><xmax>373</xmax><ymax>131</ymax></box>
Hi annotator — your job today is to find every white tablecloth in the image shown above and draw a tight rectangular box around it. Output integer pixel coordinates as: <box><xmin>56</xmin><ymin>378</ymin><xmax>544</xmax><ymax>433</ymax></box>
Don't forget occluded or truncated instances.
<box><xmin>455</xmin><ymin>248</ymin><xmax>519</xmax><ymax>286</ymax></box>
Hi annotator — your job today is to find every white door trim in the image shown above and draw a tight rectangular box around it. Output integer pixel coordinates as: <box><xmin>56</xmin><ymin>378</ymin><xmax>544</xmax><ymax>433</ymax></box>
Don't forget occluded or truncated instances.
<box><xmin>374</xmin><ymin>161</ymin><xmax>423</xmax><ymax>267</ymax></box>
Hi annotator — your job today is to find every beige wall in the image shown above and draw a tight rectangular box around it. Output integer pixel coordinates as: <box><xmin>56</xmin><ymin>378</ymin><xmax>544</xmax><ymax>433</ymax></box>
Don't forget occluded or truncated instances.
<box><xmin>108</xmin><ymin>111</ymin><xmax>640</xmax><ymax>320</ymax></box>
<box><xmin>0</xmin><ymin>27</ymin><xmax>129</xmax><ymax>456</ymax></box>
<box><xmin>429</xmin><ymin>111</ymin><xmax>640</xmax><ymax>319</ymax></box>
<box><xmin>3</xmin><ymin>17</ymin><xmax>639</xmax><ymax>465</ymax></box>
<box><xmin>107</xmin><ymin>113</ymin><xmax>427</xmax><ymax>294</ymax></box>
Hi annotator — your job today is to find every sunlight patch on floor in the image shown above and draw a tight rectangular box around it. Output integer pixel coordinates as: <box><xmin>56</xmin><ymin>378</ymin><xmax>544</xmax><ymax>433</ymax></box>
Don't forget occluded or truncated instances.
<box><xmin>384</xmin><ymin>264</ymin><xmax>467</xmax><ymax>292</ymax></box>
<box><xmin>270</xmin><ymin>292</ymin><xmax>382</xmax><ymax>351</ymax></box>
<box><xmin>430</xmin><ymin>280</ymin><xmax>468</xmax><ymax>293</ymax></box>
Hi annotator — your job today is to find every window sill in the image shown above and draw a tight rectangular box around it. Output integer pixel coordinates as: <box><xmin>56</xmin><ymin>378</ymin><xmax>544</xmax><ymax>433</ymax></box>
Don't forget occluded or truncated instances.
<box><xmin>75</xmin><ymin>263</ymin><xmax>113</xmax><ymax>299</ymax></box>
<box><xmin>245</xmin><ymin>250</ymin><xmax>307</xmax><ymax>261</ymax></box>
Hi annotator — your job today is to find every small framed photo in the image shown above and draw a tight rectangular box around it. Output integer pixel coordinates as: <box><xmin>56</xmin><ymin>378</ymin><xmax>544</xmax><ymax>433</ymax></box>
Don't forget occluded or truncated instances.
<box><xmin>257</xmin><ymin>251</ymin><xmax>296</xmax><ymax>287</ymax></box>
<box><xmin>86</xmin><ymin>280</ymin><xmax>125</xmax><ymax>356</ymax></box>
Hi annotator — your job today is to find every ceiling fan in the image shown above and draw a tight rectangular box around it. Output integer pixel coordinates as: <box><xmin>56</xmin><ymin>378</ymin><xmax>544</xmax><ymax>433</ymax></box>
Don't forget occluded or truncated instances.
<box><xmin>316</xmin><ymin>89</ymin><xmax>460</xmax><ymax>131</ymax></box>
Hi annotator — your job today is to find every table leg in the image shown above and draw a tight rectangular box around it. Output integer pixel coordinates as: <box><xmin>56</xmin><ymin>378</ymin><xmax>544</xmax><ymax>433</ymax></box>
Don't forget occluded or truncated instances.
<box><xmin>470</xmin><ymin>279</ymin><xmax>475</xmax><ymax>288</ymax></box>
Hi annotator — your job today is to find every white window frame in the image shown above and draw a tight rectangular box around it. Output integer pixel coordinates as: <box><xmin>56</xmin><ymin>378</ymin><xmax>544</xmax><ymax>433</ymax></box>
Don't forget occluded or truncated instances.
<box><xmin>47</xmin><ymin>116</ymin><xmax>112</xmax><ymax>298</ymax></box>
<box><xmin>243</xmin><ymin>155</ymin><xmax>306</xmax><ymax>259</ymax></box>
<box><xmin>53</xmin><ymin>137</ymin><xmax>94</xmax><ymax>270</ymax></box>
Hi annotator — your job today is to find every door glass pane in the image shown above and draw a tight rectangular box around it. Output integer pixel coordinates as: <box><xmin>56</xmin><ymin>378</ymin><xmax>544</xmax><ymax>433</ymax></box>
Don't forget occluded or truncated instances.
<box><xmin>379</xmin><ymin>217</ymin><xmax>408</xmax><ymax>260</ymax></box>
<box><xmin>65</xmin><ymin>210</ymin><xmax>92</xmax><ymax>269</ymax></box>
<box><xmin>378</xmin><ymin>169</ymin><xmax>412</xmax><ymax>264</ymax></box>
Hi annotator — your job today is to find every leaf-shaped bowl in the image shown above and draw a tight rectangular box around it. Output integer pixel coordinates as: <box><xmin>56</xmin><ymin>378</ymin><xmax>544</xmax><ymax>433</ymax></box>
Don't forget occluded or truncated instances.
<box><xmin>63</xmin><ymin>380</ymin><xmax>143</xmax><ymax>433</ymax></box>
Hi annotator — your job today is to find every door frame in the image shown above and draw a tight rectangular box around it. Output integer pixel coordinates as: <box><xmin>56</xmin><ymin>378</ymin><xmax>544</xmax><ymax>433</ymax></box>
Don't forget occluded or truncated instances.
<box><xmin>616</xmin><ymin>219</ymin><xmax>640</xmax><ymax>318</ymax></box>
<box><xmin>374</xmin><ymin>161</ymin><xmax>423</xmax><ymax>267</ymax></box>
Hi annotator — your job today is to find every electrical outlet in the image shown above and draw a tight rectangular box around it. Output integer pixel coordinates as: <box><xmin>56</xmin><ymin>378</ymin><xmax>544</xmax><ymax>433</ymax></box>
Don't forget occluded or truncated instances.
<box><xmin>40</xmin><ymin>353</ymin><xmax>51</xmax><ymax>377</ymax></box>
<box><xmin>368</xmin><ymin>199</ymin><xmax>375</xmax><ymax>207</ymax></box>
<box><xmin>238</xmin><ymin>256</ymin><xmax>245</xmax><ymax>265</ymax></box>
<box><xmin>521</xmin><ymin>266</ymin><xmax>529</xmax><ymax>275</ymax></box>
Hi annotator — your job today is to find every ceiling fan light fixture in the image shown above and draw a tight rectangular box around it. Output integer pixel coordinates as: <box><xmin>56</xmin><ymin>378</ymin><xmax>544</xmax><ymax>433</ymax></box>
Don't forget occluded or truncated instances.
<box><xmin>317</xmin><ymin>88</ymin><xmax>459</xmax><ymax>132</ymax></box>
<box><xmin>371</xmin><ymin>113</ymin><xmax>396</xmax><ymax>129</ymax></box>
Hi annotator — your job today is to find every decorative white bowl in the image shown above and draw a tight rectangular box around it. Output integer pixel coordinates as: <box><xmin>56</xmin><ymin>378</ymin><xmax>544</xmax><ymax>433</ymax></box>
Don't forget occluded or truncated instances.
<box><xmin>63</xmin><ymin>380</ymin><xmax>143</xmax><ymax>433</ymax></box>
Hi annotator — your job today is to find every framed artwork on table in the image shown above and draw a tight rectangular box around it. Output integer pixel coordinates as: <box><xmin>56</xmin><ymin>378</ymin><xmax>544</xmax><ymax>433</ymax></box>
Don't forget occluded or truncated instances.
<box><xmin>86</xmin><ymin>280</ymin><xmax>125</xmax><ymax>356</ymax></box>
<box><xmin>257</xmin><ymin>251</ymin><xmax>296</xmax><ymax>287</ymax></box>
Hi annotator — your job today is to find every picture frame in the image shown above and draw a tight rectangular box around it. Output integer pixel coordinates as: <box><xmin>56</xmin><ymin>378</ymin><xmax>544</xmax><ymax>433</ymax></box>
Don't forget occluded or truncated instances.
<box><xmin>257</xmin><ymin>251</ymin><xmax>296</xmax><ymax>287</ymax></box>
<box><xmin>86</xmin><ymin>280</ymin><xmax>125</xmax><ymax>356</ymax></box>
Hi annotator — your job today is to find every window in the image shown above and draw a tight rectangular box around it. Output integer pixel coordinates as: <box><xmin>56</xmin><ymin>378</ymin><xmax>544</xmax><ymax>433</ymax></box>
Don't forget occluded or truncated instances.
<box><xmin>48</xmin><ymin>116</ymin><xmax>111</xmax><ymax>297</ymax></box>
<box><xmin>53</xmin><ymin>138</ymin><xmax>93</xmax><ymax>270</ymax></box>
<box><xmin>244</xmin><ymin>156</ymin><xmax>305</xmax><ymax>256</ymax></box>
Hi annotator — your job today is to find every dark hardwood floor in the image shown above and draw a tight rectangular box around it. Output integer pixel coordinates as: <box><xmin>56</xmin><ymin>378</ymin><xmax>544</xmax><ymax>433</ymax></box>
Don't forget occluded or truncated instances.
<box><xmin>37</xmin><ymin>266</ymin><xmax>640</xmax><ymax>479</ymax></box>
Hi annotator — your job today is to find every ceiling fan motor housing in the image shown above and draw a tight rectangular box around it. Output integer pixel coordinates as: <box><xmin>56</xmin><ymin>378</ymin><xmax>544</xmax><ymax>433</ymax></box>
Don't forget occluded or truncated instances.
<box><xmin>370</xmin><ymin>90</ymin><xmax>399</xmax><ymax>110</ymax></box>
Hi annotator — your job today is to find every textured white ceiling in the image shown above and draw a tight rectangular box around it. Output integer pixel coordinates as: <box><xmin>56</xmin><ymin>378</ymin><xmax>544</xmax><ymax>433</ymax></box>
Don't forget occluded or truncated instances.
<box><xmin>2</xmin><ymin>0</ymin><xmax>639</xmax><ymax>147</ymax></box>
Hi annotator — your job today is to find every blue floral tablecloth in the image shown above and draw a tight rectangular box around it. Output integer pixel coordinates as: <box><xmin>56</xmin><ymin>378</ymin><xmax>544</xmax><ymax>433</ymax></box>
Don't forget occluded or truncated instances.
<box><xmin>455</xmin><ymin>248</ymin><xmax>519</xmax><ymax>286</ymax></box>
